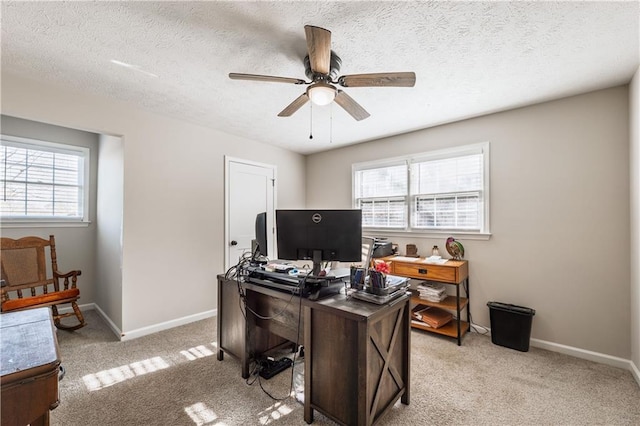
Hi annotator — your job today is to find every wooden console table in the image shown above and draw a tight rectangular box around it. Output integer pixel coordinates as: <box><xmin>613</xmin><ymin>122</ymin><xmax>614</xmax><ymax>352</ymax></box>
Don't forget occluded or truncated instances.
<box><xmin>1</xmin><ymin>307</ymin><xmax>61</xmax><ymax>426</ymax></box>
<box><xmin>383</xmin><ymin>257</ymin><xmax>470</xmax><ymax>345</ymax></box>
<box><xmin>217</xmin><ymin>275</ymin><xmax>410</xmax><ymax>425</ymax></box>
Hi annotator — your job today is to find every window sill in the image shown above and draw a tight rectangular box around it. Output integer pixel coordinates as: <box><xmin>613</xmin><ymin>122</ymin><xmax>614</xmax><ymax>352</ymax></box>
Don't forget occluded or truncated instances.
<box><xmin>1</xmin><ymin>220</ymin><xmax>91</xmax><ymax>229</ymax></box>
<box><xmin>363</xmin><ymin>229</ymin><xmax>492</xmax><ymax>241</ymax></box>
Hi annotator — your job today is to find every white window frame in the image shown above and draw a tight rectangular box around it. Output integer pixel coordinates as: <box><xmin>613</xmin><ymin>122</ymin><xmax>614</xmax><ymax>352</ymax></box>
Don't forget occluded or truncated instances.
<box><xmin>1</xmin><ymin>134</ymin><xmax>90</xmax><ymax>227</ymax></box>
<box><xmin>353</xmin><ymin>159</ymin><xmax>409</xmax><ymax>229</ymax></box>
<box><xmin>352</xmin><ymin>142</ymin><xmax>490</xmax><ymax>240</ymax></box>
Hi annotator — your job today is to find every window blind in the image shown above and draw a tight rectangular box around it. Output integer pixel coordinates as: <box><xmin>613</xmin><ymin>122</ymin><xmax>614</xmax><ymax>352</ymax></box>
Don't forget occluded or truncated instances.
<box><xmin>1</xmin><ymin>137</ymin><xmax>87</xmax><ymax>220</ymax></box>
<box><xmin>360</xmin><ymin>198</ymin><xmax>406</xmax><ymax>228</ymax></box>
<box><xmin>355</xmin><ymin>163</ymin><xmax>408</xmax><ymax>228</ymax></box>
<box><xmin>411</xmin><ymin>153</ymin><xmax>483</xmax><ymax>230</ymax></box>
<box><xmin>353</xmin><ymin>142</ymin><xmax>489</xmax><ymax>234</ymax></box>
<box><xmin>355</xmin><ymin>164</ymin><xmax>407</xmax><ymax>198</ymax></box>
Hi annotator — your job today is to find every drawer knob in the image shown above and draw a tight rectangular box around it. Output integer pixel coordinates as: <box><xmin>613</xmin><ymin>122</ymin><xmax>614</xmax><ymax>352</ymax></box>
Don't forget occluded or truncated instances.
<box><xmin>418</xmin><ymin>268</ymin><xmax>428</xmax><ymax>274</ymax></box>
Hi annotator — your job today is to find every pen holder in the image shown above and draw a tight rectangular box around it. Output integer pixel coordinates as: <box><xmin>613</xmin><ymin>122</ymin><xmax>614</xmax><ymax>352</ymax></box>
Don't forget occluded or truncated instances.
<box><xmin>369</xmin><ymin>271</ymin><xmax>386</xmax><ymax>289</ymax></box>
<box><xmin>350</xmin><ymin>266</ymin><xmax>366</xmax><ymax>288</ymax></box>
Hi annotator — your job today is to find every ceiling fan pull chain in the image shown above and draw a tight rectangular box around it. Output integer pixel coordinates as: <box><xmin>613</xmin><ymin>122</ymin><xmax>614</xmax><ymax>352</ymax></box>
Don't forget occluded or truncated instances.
<box><xmin>309</xmin><ymin>102</ymin><xmax>313</xmax><ymax>139</ymax></box>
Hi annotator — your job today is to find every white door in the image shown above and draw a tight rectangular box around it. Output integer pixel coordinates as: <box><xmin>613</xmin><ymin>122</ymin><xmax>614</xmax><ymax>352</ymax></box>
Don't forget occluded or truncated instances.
<box><xmin>224</xmin><ymin>157</ymin><xmax>276</xmax><ymax>270</ymax></box>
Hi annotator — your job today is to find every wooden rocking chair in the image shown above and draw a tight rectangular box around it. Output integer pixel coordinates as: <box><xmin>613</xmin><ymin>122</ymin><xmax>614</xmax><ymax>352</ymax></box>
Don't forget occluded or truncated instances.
<box><xmin>1</xmin><ymin>235</ymin><xmax>86</xmax><ymax>331</ymax></box>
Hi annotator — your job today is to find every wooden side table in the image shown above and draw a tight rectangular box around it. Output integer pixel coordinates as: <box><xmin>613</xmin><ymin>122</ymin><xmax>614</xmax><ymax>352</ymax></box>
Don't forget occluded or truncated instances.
<box><xmin>383</xmin><ymin>256</ymin><xmax>470</xmax><ymax>345</ymax></box>
<box><xmin>1</xmin><ymin>307</ymin><xmax>61</xmax><ymax>426</ymax></box>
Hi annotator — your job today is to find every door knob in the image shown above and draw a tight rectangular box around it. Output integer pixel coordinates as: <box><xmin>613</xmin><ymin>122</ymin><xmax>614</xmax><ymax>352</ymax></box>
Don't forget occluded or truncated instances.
<box><xmin>230</xmin><ymin>240</ymin><xmax>238</xmax><ymax>246</ymax></box>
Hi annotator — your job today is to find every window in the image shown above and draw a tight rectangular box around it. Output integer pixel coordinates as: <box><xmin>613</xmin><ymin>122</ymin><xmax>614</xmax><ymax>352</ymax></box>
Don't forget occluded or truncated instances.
<box><xmin>1</xmin><ymin>135</ymin><xmax>89</xmax><ymax>223</ymax></box>
<box><xmin>354</xmin><ymin>163</ymin><xmax>407</xmax><ymax>228</ymax></box>
<box><xmin>353</xmin><ymin>143</ymin><xmax>490</xmax><ymax>235</ymax></box>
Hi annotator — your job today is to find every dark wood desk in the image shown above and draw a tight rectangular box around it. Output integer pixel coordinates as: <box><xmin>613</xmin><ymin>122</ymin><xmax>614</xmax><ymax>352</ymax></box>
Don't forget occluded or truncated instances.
<box><xmin>217</xmin><ymin>275</ymin><xmax>410</xmax><ymax>426</ymax></box>
<box><xmin>1</xmin><ymin>307</ymin><xmax>61</xmax><ymax>426</ymax></box>
<box><xmin>217</xmin><ymin>277</ymin><xmax>299</xmax><ymax>378</ymax></box>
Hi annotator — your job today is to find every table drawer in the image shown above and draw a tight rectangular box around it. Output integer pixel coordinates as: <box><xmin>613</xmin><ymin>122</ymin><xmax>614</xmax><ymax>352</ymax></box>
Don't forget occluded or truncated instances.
<box><xmin>392</xmin><ymin>262</ymin><xmax>457</xmax><ymax>283</ymax></box>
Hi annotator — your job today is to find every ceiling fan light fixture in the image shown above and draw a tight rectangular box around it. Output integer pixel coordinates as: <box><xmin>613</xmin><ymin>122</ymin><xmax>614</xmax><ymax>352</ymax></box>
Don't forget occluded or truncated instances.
<box><xmin>229</xmin><ymin>25</ymin><xmax>415</xmax><ymax>121</ymax></box>
<box><xmin>307</xmin><ymin>83</ymin><xmax>336</xmax><ymax>106</ymax></box>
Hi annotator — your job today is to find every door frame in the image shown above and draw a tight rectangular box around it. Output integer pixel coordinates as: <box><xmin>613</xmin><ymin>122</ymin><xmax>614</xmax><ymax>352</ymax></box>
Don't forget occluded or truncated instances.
<box><xmin>224</xmin><ymin>156</ymin><xmax>277</xmax><ymax>270</ymax></box>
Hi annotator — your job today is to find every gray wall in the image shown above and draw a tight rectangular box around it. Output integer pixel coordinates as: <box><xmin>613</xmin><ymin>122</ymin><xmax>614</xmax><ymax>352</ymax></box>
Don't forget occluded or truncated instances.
<box><xmin>96</xmin><ymin>134</ymin><xmax>124</xmax><ymax>331</ymax></box>
<box><xmin>0</xmin><ymin>115</ymin><xmax>99</xmax><ymax>305</ymax></box>
<box><xmin>630</xmin><ymin>67</ymin><xmax>639</xmax><ymax>375</ymax></box>
<box><xmin>307</xmin><ymin>86</ymin><xmax>631</xmax><ymax>359</ymax></box>
<box><xmin>1</xmin><ymin>73</ymin><xmax>306</xmax><ymax>336</ymax></box>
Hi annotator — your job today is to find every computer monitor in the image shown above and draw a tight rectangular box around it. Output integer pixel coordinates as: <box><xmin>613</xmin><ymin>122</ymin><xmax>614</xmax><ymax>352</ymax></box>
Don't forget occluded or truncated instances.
<box><xmin>276</xmin><ymin>209</ymin><xmax>362</xmax><ymax>276</ymax></box>
<box><xmin>253</xmin><ymin>212</ymin><xmax>268</xmax><ymax>261</ymax></box>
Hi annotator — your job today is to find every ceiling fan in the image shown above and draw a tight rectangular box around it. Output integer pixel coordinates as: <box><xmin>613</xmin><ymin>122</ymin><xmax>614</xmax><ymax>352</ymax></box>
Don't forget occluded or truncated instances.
<box><xmin>229</xmin><ymin>25</ymin><xmax>416</xmax><ymax>121</ymax></box>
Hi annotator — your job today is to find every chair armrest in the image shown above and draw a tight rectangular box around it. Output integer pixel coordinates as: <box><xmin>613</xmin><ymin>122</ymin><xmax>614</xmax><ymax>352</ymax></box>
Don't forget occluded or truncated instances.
<box><xmin>54</xmin><ymin>269</ymin><xmax>82</xmax><ymax>291</ymax></box>
<box><xmin>54</xmin><ymin>270</ymin><xmax>82</xmax><ymax>279</ymax></box>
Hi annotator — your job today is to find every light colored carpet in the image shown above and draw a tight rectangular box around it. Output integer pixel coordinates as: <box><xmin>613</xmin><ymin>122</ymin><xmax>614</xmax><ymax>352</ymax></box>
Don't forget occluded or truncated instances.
<box><xmin>51</xmin><ymin>310</ymin><xmax>640</xmax><ymax>425</ymax></box>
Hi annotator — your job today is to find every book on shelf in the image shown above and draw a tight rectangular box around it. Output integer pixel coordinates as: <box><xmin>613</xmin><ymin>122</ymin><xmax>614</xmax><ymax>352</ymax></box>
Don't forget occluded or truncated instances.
<box><xmin>411</xmin><ymin>319</ymin><xmax>431</xmax><ymax>327</ymax></box>
<box><xmin>411</xmin><ymin>305</ymin><xmax>453</xmax><ymax>329</ymax></box>
<box><xmin>416</xmin><ymin>281</ymin><xmax>447</xmax><ymax>302</ymax></box>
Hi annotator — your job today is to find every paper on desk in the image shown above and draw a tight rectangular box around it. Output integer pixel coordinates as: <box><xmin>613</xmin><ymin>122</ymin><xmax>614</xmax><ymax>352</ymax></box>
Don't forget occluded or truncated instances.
<box><xmin>392</xmin><ymin>256</ymin><xmax>421</xmax><ymax>262</ymax></box>
<box><xmin>420</xmin><ymin>257</ymin><xmax>449</xmax><ymax>264</ymax></box>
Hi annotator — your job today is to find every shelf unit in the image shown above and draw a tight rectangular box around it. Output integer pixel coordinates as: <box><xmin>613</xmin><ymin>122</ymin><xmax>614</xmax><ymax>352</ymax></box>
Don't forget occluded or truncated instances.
<box><xmin>383</xmin><ymin>257</ymin><xmax>470</xmax><ymax>345</ymax></box>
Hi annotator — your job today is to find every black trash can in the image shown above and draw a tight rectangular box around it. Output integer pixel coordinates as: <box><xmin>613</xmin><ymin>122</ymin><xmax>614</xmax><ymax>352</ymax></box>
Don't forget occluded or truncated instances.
<box><xmin>487</xmin><ymin>301</ymin><xmax>535</xmax><ymax>352</ymax></box>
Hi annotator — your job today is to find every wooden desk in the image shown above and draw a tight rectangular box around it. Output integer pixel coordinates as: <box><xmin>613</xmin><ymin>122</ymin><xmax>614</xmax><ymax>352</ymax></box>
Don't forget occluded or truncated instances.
<box><xmin>217</xmin><ymin>275</ymin><xmax>410</xmax><ymax>425</ymax></box>
<box><xmin>302</xmin><ymin>288</ymin><xmax>410</xmax><ymax>425</ymax></box>
<box><xmin>1</xmin><ymin>307</ymin><xmax>61</xmax><ymax>426</ymax></box>
<box><xmin>383</xmin><ymin>257</ymin><xmax>469</xmax><ymax>345</ymax></box>
<box><xmin>217</xmin><ymin>277</ymin><xmax>300</xmax><ymax>378</ymax></box>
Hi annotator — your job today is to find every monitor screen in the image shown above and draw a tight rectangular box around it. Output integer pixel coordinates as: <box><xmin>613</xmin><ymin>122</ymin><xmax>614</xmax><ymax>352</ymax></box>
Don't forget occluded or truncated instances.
<box><xmin>254</xmin><ymin>211</ymin><xmax>268</xmax><ymax>259</ymax></box>
<box><xmin>276</xmin><ymin>209</ymin><xmax>362</xmax><ymax>275</ymax></box>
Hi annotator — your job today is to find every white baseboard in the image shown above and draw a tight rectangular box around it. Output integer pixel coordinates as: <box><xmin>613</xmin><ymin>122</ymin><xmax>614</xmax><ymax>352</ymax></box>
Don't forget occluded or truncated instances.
<box><xmin>58</xmin><ymin>302</ymin><xmax>122</xmax><ymax>339</ymax></box>
<box><xmin>631</xmin><ymin>359</ymin><xmax>640</xmax><ymax>388</ymax></box>
<box><xmin>59</xmin><ymin>303</ymin><xmax>217</xmax><ymax>342</ymax></box>
<box><xmin>529</xmin><ymin>337</ymin><xmax>632</xmax><ymax>370</ymax></box>
<box><xmin>91</xmin><ymin>304</ymin><xmax>123</xmax><ymax>338</ymax></box>
<box><xmin>475</xmin><ymin>325</ymin><xmax>639</xmax><ymax>388</ymax></box>
<box><xmin>120</xmin><ymin>309</ymin><xmax>217</xmax><ymax>342</ymax></box>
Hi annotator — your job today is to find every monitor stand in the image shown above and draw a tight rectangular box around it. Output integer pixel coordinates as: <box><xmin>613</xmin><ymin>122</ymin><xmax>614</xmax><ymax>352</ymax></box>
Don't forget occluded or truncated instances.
<box><xmin>307</xmin><ymin>280</ymin><xmax>344</xmax><ymax>301</ymax></box>
<box><xmin>311</xmin><ymin>250</ymin><xmax>323</xmax><ymax>276</ymax></box>
<box><xmin>250</xmin><ymin>245</ymin><xmax>268</xmax><ymax>265</ymax></box>
<box><xmin>304</xmin><ymin>250</ymin><xmax>345</xmax><ymax>300</ymax></box>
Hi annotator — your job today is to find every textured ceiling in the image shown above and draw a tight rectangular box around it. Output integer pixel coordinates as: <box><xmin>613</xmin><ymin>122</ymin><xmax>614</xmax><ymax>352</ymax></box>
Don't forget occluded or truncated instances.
<box><xmin>1</xmin><ymin>1</ymin><xmax>639</xmax><ymax>154</ymax></box>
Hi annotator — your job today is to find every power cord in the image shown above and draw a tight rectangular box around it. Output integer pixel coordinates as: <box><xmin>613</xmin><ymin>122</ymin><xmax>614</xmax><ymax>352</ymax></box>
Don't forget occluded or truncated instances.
<box><xmin>247</xmin><ymin>295</ymin><xmax>302</xmax><ymax>401</ymax></box>
<box><xmin>226</xmin><ymin>250</ymin><xmax>255</xmax><ymax>321</ymax></box>
<box><xmin>240</xmin><ymin>267</ymin><xmax>307</xmax><ymax>401</ymax></box>
<box><xmin>462</xmin><ymin>279</ymin><xmax>488</xmax><ymax>335</ymax></box>
<box><xmin>255</xmin><ymin>284</ymin><xmax>304</xmax><ymax>401</ymax></box>
<box><xmin>231</xmin><ymin>252</ymin><xmax>298</xmax><ymax>321</ymax></box>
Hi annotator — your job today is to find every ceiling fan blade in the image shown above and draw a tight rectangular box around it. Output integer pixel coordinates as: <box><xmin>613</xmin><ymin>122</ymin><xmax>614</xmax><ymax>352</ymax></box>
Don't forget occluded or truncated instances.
<box><xmin>338</xmin><ymin>72</ymin><xmax>416</xmax><ymax>88</ymax></box>
<box><xmin>278</xmin><ymin>93</ymin><xmax>310</xmax><ymax>117</ymax></box>
<box><xmin>334</xmin><ymin>90</ymin><xmax>370</xmax><ymax>121</ymax></box>
<box><xmin>229</xmin><ymin>73</ymin><xmax>306</xmax><ymax>85</ymax></box>
<box><xmin>304</xmin><ymin>25</ymin><xmax>331</xmax><ymax>75</ymax></box>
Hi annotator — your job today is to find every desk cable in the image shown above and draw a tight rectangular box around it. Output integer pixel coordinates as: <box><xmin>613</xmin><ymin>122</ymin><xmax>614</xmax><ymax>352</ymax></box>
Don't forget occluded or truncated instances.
<box><xmin>225</xmin><ymin>250</ymin><xmax>253</xmax><ymax>321</ymax></box>
<box><xmin>462</xmin><ymin>279</ymin><xmax>488</xmax><ymax>335</ymax></box>
<box><xmin>226</xmin><ymin>252</ymin><xmax>298</xmax><ymax>321</ymax></box>
<box><xmin>225</xmin><ymin>251</ymin><xmax>302</xmax><ymax>399</ymax></box>
<box><xmin>238</xmin><ymin>266</ymin><xmax>298</xmax><ymax>321</ymax></box>
<box><xmin>245</xmin><ymin>276</ymin><xmax>307</xmax><ymax>401</ymax></box>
